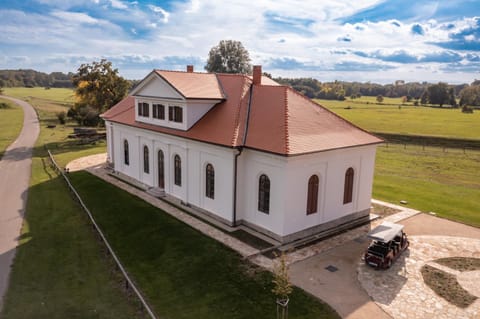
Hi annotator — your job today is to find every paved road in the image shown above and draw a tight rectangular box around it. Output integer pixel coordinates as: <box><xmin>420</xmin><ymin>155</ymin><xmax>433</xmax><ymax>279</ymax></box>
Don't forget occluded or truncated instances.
<box><xmin>0</xmin><ymin>96</ymin><xmax>39</xmax><ymax>311</ymax></box>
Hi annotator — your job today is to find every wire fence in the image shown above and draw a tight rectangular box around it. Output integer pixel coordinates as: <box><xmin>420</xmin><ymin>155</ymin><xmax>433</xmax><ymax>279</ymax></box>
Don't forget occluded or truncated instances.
<box><xmin>380</xmin><ymin>142</ymin><xmax>480</xmax><ymax>155</ymax></box>
<box><xmin>46</xmin><ymin>149</ymin><xmax>157</xmax><ymax>319</ymax></box>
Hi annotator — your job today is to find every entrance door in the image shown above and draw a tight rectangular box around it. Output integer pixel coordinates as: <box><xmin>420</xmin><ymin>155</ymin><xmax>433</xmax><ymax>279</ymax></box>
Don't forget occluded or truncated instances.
<box><xmin>158</xmin><ymin>150</ymin><xmax>165</xmax><ymax>189</ymax></box>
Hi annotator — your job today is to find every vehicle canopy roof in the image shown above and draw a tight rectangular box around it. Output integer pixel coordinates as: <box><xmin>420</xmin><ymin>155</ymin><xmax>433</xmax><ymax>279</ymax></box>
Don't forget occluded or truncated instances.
<box><xmin>367</xmin><ymin>221</ymin><xmax>404</xmax><ymax>243</ymax></box>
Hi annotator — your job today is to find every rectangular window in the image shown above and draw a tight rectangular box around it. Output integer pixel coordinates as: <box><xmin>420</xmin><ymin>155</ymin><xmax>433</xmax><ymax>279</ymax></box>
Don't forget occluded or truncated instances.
<box><xmin>152</xmin><ymin>104</ymin><xmax>165</xmax><ymax>120</ymax></box>
<box><xmin>138</xmin><ymin>102</ymin><xmax>149</xmax><ymax>117</ymax></box>
<box><xmin>168</xmin><ymin>106</ymin><xmax>183</xmax><ymax>123</ymax></box>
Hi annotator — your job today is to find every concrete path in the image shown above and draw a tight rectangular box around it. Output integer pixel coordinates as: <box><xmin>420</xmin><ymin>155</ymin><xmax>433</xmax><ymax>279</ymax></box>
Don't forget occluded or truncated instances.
<box><xmin>0</xmin><ymin>96</ymin><xmax>39</xmax><ymax>311</ymax></box>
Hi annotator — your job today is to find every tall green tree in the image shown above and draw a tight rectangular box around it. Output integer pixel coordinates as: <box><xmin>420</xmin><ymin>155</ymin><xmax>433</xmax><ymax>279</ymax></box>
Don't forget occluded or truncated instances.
<box><xmin>459</xmin><ymin>85</ymin><xmax>480</xmax><ymax>106</ymax></box>
<box><xmin>72</xmin><ymin>59</ymin><xmax>129</xmax><ymax>113</ymax></box>
<box><xmin>427</xmin><ymin>82</ymin><xmax>450</xmax><ymax>107</ymax></box>
<box><xmin>204</xmin><ymin>40</ymin><xmax>252</xmax><ymax>74</ymax></box>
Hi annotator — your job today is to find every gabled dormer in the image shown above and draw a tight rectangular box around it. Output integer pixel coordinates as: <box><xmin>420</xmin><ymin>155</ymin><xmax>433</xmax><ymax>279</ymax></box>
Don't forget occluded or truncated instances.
<box><xmin>130</xmin><ymin>65</ymin><xmax>225</xmax><ymax>131</ymax></box>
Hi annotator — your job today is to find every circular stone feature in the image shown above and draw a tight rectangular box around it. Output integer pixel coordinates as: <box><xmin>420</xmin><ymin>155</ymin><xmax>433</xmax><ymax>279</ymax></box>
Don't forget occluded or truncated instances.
<box><xmin>358</xmin><ymin>236</ymin><xmax>480</xmax><ymax>319</ymax></box>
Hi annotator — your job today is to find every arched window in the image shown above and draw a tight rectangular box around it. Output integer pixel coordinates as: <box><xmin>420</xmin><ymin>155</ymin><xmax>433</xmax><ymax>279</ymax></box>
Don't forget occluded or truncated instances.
<box><xmin>258</xmin><ymin>174</ymin><xmax>270</xmax><ymax>214</ymax></box>
<box><xmin>174</xmin><ymin>155</ymin><xmax>181</xmax><ymax>186</ymax></box>
<box><xmin>343</xmin><ymin>167</ymin><xmax>354</xmax><ymax>204</ymax></box>
<box><xmin>205</xmin><ymin>163</ymin><xmax>214</xmax><ymax>199</ymax></box>
<box><xmin>306</xmin><ymin>175</ymin><xmax>319</xmax><ymax>215</ymax></box>
<box><xmin>158</xmin><ymin>150</ymin><xmax>164</xmax><ymax>189</ymax></box>
<box><xmin>123</xmin><ymin>140</ymin><xmax>129</xmax><ymax>165</ymax></box>
<box><xmin>143</xmin><ymin>145</ymin><xmax>149</xmax><ymax>174</ymax></box>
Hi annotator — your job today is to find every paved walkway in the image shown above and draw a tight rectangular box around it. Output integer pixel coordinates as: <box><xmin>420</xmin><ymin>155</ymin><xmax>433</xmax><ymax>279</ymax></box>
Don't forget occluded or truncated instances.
<box><xmin>358</xmin><ymin>236</ymin><xmax>480</xmax><ymax>319</ymax></box>
<box><xmin>0</xmin><ymin>96</ymin><xmax>39</xmax><ymax>311</ymax></box>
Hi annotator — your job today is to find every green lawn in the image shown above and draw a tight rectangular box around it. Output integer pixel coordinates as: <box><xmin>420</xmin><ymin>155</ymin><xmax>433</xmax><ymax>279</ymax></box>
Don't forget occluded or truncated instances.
<box><xmin>3</xmin><ymin>87</ymin><xmax>75</xmax><ymax>119</ymax></box>
<box><xmin>315</xmin><ymin>98</ymin><xmax>480</xmax><ymax>140</ymax></box>
<box><xmin>68</xmin><ymin>171</ymin><xmax>339</xmax><ymax>319</ymax></box>
<box><xmin>1</xmin><ymin>160</ymin><xmax>144</xmax><ymax>319</ymax></box>
<box><xmin>1</xmin><ymin>94</ymin><xmax>140</xmax><ymax>318</ymax></box>
<box><xmin>374</xmin><ymin>144</ymin><xmax>480</xmax><ymax>227</ymax></box>
<box><xmin>0</xmin><ymin>98</ymin><xmax>24</xmax><ymax>158</ymax></box>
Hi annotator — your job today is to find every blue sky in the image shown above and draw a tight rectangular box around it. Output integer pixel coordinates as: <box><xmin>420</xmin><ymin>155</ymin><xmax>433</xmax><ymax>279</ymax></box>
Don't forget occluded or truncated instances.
<box><xmin>0</xmin><ymin>0</ymin><xmax>479</xmax><ymax>83</ymax></box>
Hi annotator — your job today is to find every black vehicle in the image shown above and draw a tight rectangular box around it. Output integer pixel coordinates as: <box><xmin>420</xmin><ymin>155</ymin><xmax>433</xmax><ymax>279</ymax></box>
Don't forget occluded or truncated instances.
<box><xmin>364</xmin><ymin>222</ymin><xmax>409</xmax><ymax>269</ymax></box>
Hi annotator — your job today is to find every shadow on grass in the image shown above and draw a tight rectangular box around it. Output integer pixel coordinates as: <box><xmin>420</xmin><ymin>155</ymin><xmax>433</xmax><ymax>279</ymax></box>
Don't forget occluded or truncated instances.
<box><xmin>67</xmin><ymin>170</ymin><xmax>340</xmax><ymax>319</ymax></box>
<box><xmin>1</xmin><ymin>176</ymin><xmax>145</xmax><ymax>319</ymax></box>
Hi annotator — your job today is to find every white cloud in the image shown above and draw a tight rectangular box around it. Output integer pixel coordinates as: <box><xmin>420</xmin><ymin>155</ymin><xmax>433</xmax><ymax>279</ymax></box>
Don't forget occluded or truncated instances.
<box><xmin>51</xmin><ymin>10</ymin><xmax>100</xmax><ymax>24</ymax></box>
<box><xmin>110</xmin><ymin>0</ymin><xmax>128</xmax><ymax>10</ymax></box>
<box><xmin>147</xmin><ymin>4</ymin><xmax>170</xmax><ymax>23</ymax></box>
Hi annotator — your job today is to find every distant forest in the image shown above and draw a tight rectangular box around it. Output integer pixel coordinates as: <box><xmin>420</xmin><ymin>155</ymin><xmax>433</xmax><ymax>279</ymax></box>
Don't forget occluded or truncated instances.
<box><xmin>0</xmin><ymin>69</ymin><xmax>476</xmax><ymax>104</ymax></box>
<box><xmin>0</xmin><ymin>69</ymin><xmax>74</xmax><ymax>88</ymax></box>
<box><xmin>272</xmin><ymin>76</ymin><xmax>470</xmax><ymax>100</ymax></box>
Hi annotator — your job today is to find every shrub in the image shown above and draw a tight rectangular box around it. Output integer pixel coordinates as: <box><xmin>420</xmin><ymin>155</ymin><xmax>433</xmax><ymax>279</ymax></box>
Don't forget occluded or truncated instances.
<box><xmin>0</xmin><ymin>102</ymin><xmax>10</xmax><ymax>109</ymax></box>
<box><xmin>56</xmin><ymin>111</ymin><xmax>66</xmax><ymax>124</ymax></box>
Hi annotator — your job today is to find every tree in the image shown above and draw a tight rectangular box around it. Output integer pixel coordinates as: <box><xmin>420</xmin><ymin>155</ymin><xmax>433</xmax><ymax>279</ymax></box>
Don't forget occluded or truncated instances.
<box><xmin>459</xmin><ymin>85</ymin><xmax>480</xmax><ymax>107</ymax></box>
<box><xmin>205</xmin><ymin>40</ymin><xmax>252</xmax><ymax>74</ymax></box>
<box><xmin>272</xmin><ymin>253</ymin><xmax>292</xmax><ymax>319</ymax></box>
<box><xmin>376</xmin><ymin>95</ymin><xmax>384</xmax><ymax>103</ymax></box>
<box><xmin>72</xmin><ymin>59</ymin><xmax>129</xmax><ymax>113</ymax></box>
<box><xmin>420</xmin><ymin>90</ymin><xmax>428</xmax><ymax>105</ymax></box>
<box><xmin>427</xmin><ymin>82</ymin><xmax>450</xmax><ymax>107</ymax></box>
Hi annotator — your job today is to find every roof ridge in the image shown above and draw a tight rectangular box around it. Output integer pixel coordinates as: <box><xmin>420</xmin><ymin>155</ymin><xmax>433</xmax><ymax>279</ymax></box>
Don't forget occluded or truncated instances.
<box><xmin>287</xmin><ymin>87</ymin><xmax>383</xmax><ymax>142</ymax></box>
<box><xmin>283</xmin><ymin>86</ymin><xmax>290</xmax><ymax>154</ymax></box>
<box><xmin>155</xmin><ymin>69</ymin><xmax>211</xmax><ymax>75</ymax></box>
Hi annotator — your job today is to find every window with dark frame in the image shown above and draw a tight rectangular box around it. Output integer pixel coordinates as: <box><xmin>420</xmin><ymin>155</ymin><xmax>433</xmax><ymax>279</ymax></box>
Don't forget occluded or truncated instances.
<box><xmin>158</xmin><ymin>150</ymin><xmax>165</xmax><ymax>189</ymax></box>
<box><xmin>343</xmin><ymin>167</ymin><xmax>354</xmax><ymax>204</ymax></box>
<box><xmin>138</xmin><ymin>102</ymin><xmax>149</xmax><ymax>117</ymax></box>
<box><xmin>307</xmin><ymin>175</ymin><xmax>319</xmax><ymax>214</ymax></box>
<box><xmin>205</xmin><ymin>163</ymin><xmax>214</xmax><ymax>199</ymax></box>
<box><xmin>168</xmin><ymin>106</ymin><xmax>183</xmax><ymax>123</ymax></box>
<box><xmin>258</xmin><ymin>174</ymin><xmax>270</xmax><ymax>214</ymax></box>
<box><xmin>152</xmin><ymin>103</ymin><xmax>165</xmax><ymax>119</ymax></box>
<box><xmin>123</xmin><ymin>139</ymin><xmax>129</xmax><ymax>165</ymax></box>
<box><xmin>143</xmin><ymin>145</ymin><xmax>149</xmax><ymax>174</ymax></box>
<box><xmin>174</xmin><ymin>155</ymin><xmax>181</xmax><ymax>186</ymax></box>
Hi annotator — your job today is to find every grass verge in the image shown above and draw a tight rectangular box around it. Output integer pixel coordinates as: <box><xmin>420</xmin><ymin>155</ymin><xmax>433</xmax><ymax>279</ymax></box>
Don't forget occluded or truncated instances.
<box><xmin>421</xmin><ymin>265</ymin><xmax>477</xmax><ymax>308</ymax></box>
<box><xmin>0</xmin><ymin>98</ymin><xmax>24</xmax><ymax>159</ymax></box>
<box><xmin>68</xmin><ymin>170</ymin><xmax>339</xmax><ymax>319</ymax></box>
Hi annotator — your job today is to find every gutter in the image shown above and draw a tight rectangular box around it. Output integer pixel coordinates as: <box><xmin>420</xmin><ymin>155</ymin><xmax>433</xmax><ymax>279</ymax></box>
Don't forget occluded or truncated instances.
<box><xmin>232</xmin><ymin>83</ymin><xmax>254</xmax><ymax>226</ymax></box>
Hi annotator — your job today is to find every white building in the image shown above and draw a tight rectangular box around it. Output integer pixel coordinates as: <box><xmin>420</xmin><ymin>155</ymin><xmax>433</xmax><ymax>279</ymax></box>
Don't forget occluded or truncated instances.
<box><xmin>102</xmin><ymin>65</ymin><xmax>382</xmax><ymax>243</ymax></box>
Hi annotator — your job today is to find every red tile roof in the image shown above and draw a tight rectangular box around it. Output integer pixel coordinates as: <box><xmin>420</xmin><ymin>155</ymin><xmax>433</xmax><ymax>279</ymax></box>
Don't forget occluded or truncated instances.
<box><xmin>102</xmin><ymin>70</ymin><xmax>382</xmax><ymax>156</ymax></box>
<box><xmin>155</xmin><ymin>70</ymin><xmax>225</xmax><ymax>100</ymax></box>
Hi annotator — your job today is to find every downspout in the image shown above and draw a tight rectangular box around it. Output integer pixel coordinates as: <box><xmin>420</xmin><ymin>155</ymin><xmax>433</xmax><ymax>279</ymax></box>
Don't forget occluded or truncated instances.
<box><xmin>232</xmin><ymin>83</ymin><xmax>254</xmax><ymax>226</ymax></box>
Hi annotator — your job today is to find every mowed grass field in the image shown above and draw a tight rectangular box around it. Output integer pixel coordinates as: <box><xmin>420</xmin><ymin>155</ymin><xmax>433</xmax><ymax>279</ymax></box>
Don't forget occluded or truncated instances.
<box><xmin>315</xmin><ymin>97</ymin><xmax>480</xmax><ymax>140</ymax></box>
<box><xmin>374</xmin><ymin>144</ymin><xmax>480</xmax><ymax>227</ymax></box>
<box><xmin>0</xmin><ymin>98</ymin><xmax>24</xmax><ymax>158</ymax></box>
<box><xmin>3</xmin><ymin>87</ymin><xmax>75</xmax><ymax>119</ymax></box>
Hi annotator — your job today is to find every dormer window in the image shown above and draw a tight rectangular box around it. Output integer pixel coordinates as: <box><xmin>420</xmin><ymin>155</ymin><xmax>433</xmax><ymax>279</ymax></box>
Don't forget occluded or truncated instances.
<box><xmin>169</xmin><ymin>106</ymin><xmax>183</xmax><ymax>123</ymax></box>
<box><xmin>153</xmin><ymin>104</ymin><xmax>165</xmax><ymax>120</ymax></box>
<box><xmin>138</xmin><ymin>102</ymin><xmax>149</xmax><ymax>117</ymax></box>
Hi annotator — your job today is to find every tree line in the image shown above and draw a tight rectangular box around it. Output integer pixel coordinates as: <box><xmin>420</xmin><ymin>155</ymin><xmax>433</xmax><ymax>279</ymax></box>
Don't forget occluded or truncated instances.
<box><xmin>0</xmin><ymin>69</ymin><xmax>74</xmax><ymax>88</ymax></box>
<box><xmin>272</xmin><ymin>77</ymin><xmax>470</xmax><ymax>102</ymax></box>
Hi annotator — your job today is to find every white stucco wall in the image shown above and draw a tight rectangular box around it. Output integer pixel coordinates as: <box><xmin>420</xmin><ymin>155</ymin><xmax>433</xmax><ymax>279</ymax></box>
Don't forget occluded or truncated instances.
<box><xmin>106</xmin><ymin>120</ymin><xmax>377</xmax><ymax>240</ymax></box>
<box><xmin>236</xmin><ymin>145</ymin><xmax>377</xmax><ymax>237</ymax></box>
<box><xmin>107</xmin><ymin>121</ymin><xmax>236</xmax><ymax>223</ymax></box>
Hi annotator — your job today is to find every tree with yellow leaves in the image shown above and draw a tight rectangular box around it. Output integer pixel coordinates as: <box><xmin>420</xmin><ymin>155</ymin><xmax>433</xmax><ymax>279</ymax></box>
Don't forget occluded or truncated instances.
<box><xmin>71</xmin><ymin>59</ymin><xmax>129</xmax><ymax>125</ymax></box>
